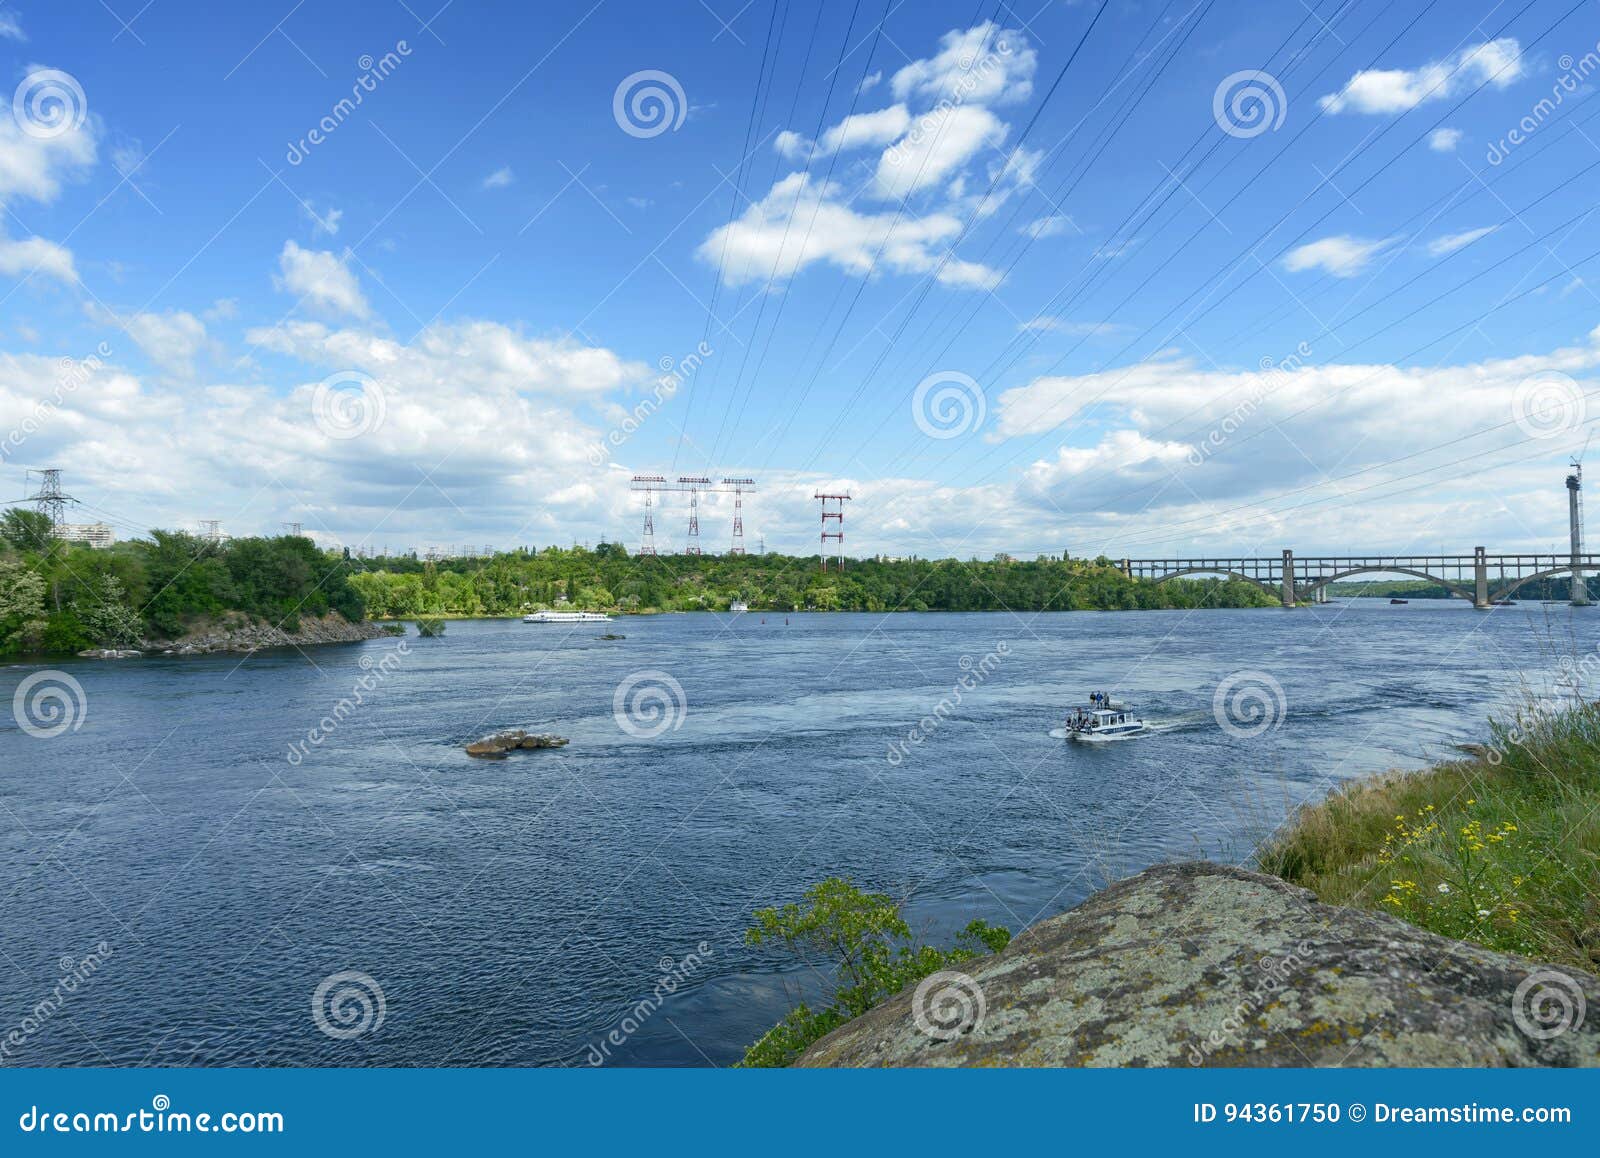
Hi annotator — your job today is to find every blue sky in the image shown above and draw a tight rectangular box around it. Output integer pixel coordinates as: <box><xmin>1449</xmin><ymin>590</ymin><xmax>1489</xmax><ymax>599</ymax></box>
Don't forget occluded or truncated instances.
<box><xmin>3</xmin><ymin>0</ymin><xmax>1600</xmax><ymax>559</ymax></box>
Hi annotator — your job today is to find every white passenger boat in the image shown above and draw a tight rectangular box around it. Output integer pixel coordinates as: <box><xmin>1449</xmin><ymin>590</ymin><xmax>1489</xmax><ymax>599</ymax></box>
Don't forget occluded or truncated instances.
<box><xmin>522</xmin><ymin>610</ymin><xmax>612</xmax><ymax>623</ymax></box>
<box><xmin>729</xmin><ymin>600</ymin><xmax>749</xmax><ymax>613</ymax></box>
<box><xmin>1065</xmin><ymin>707</ymin><xmax>1148</xmax><ymax>741</ymax></box>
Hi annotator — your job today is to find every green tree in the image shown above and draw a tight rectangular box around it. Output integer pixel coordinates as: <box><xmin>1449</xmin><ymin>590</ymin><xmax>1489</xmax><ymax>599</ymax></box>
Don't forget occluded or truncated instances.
<box><xmin>0</xmin><ymin>508</ymin><xmax>53</xmax><ymax>553</ymax></box>
<box><xmin>0</xmin><ymin>560</ymin><xmax>47</xmax><ymax>652</ymax></box>
<box><xmin>740</xmin><ymin>878</ymin><xmax>1009</xmax><ymax>1067</ymax></box>
<box><xmin>74</xmin><ymin>574</ymin><xmax>145</xmax><ymax>648</ymax></box>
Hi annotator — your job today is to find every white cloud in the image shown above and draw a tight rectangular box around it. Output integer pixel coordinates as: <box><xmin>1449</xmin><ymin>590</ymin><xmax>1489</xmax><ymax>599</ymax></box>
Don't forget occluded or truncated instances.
<box><xmin>1320</xmin><ymin>39</ymin><xmax>1523</xmax><ymax>115</ymax></box>
<box><xmin>244</xmin><ymin>318</ymin><xmax>649</xmax><ymax>399</ymax></box>
<box><xmin>1283</xmin><ymin>235</ymin><xmax>1396</xmax><ymax>278</ymax></box>
<box><xmin>0</xmin><ymin>11</ymin><xmax>23</xmax><ymax>39</ymax></box>
<box><xmin>123</xmin><ymin>309</ymin><xmax>209</xmax><ymax>375</ymax></box>
<box><xmin>0</xmin><ymin>315</ymin><xmax>663</xmax><ymax>551</ymax></box>
<box><xmin>481</xmin><ymin>166</ymin><xmax>514</xmax><ymax>190</ymax></box>
<box><xmin>873</xmin><ymin>104</ymin><xmax>1007</xmax><ymax>199</ymax></box>
<box><xmin>275</xmin><ymin>241</ymin><xmax>370</xmax><ymax>318</ymax></box>
<box><xmin>0</xmin><ymin>84</ymin><xmax>97</xmax><ymax>205</ymax></box>
<box><xmin>1425</xmin><ymin>225</ymin><xmax>1498</xmax><ymax>257</ymax></box>
<box><xmin>819</xmin><ymin>104</ymin><xmax>911</xmax><ymax>154</ymax></box>
<box><xmin>1021</xmin><ymin>214</ymin><xmax>1075</xmax><ymax>239</ymax></box>
<box><xmin>1092</xmin><ymin>237</ymin><xmax>1139</xmax><ymax>261</ymax></box>
<box><xmin>696</xmin><ymin>172</ymin><xmax>1002</xmax><ymax>290</ymax></box>
<box><xmin>1020</xmin><ymin>429</ymin><xmax>1196</xmax><ymax>506</ymax></box>
<box><xmin>707</xmin><ymin>23</ymin><xmax>1038</xmax><ymax>291</ymax></box>
<box><xmin>858</xmin><ymin>70</ymin><xmax>882</xmax><ymax>95</ymax></box>
<box><xmin>0</xmin><ymin>233</ymin><xmax>77</xmax><ymax>283</ymax></box>
<box><xmin>302</xmin><ymin>201</ymin><xmax>342</xmax><ymax>236</ymax></box>
<box><xmin>890</xmin><ymin>22</ymin><xmax>1038</xmax><ymax>107</ymax></box>
<box><xmin>982</xmin><ymin>334</ymin><xmax>1600</xmax><ymax>553</ymax></box>
<box><xmin>1428</xmin><ymin>127</ymin><xmax>1463</xmax><ymax>152</ymax></box>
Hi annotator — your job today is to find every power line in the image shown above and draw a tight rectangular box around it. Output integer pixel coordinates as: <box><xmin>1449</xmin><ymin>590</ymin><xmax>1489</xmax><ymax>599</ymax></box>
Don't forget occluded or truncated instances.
<box><xmin>966</xmin><ymin>0</ymin><xmax>1567</xmax><ymax>487</ymax></box>
<box><xmin>670</xmin><ymin>0</ymin><xmax>787</xmax><ymax>474</ymax></box>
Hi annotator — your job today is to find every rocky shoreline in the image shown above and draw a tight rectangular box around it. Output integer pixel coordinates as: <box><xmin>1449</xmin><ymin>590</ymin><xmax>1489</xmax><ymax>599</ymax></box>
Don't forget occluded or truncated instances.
<box><xmin>77</xmin><ymin>612</ymin><xmax>398</xmax><ymax>658</ymax></box>
<box><xmin>795</xmin><ymin>862</ymin><xmax>1600</xmax><ymax>1067</ymax></box>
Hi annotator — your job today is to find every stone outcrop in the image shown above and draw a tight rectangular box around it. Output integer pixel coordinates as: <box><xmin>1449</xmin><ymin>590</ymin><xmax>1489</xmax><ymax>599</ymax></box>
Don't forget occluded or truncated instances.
<box><xmin>464</xmin><ymin>730</ymin><xmax>570</xmax><ymax>758</ymax></box>
<box><xmin>796</xmin><ymin>862</ymin><xmax>1600</xmax><ymax>1068</ymax></box>
<box><xmin>145</xmin><ymin>613</ymin><xmax>396</xmax><ymax>655</ymax></box>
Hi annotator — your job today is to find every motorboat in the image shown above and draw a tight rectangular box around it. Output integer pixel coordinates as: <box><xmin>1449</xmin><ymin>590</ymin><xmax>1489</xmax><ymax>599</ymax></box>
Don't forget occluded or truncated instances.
<box><xmin>729</xmin><ymin>600</ymin><xmax>749</xmax><ymax>613</ymax></box>
<box><xmin>1389</xmin><ymin>598</ymin><xmax>1408</xmax><ymax>605</ymax></box>
<box><xmin>1066</xmin><ymin>707</ymin><xmax>1148</xmax><ymax>741</ymax></box>
<box><xmin>523</xmin><ymin>610</ymin><xmax>612</xmax><ymax>623</ymax></box>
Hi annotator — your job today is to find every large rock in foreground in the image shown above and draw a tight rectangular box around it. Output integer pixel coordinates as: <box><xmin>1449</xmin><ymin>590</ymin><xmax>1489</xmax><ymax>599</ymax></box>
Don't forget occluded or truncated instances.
<box><xmin>796</xmin><ymin>862</ymin><xmax>1600</xmax><ymax>1067</ymax></box>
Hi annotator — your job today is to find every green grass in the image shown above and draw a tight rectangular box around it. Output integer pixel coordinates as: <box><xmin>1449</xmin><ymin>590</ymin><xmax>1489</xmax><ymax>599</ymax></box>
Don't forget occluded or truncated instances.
<box><xmin>1257</xmin><ymin>703</ymin><xmax>1600</xmax><ymax>972</ymax></box>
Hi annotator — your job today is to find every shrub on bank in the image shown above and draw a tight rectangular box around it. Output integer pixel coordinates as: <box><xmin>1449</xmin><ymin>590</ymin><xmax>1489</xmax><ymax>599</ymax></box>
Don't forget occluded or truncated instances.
<box><xmin>738</xmin><ymin>878</ymin><xmax>1010</xmax><ymax>1067</ymax></box>
<box><xmin>1258</xmin><ymin>703</ymin><xmax>1600</xmax><ymax>972</ymax></box>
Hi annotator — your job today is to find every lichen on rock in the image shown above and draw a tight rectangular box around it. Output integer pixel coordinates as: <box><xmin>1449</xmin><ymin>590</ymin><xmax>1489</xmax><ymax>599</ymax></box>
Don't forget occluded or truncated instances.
<box><xmin>794</xmin><ymin>862</ymin><xmax>1600</xmax><ymax>1068</ymax></box>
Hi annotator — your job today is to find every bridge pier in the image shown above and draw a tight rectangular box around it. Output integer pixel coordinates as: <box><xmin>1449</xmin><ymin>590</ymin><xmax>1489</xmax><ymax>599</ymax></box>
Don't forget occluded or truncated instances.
<box><xmin>1474</xmin><ymin>546</ymin><xmax>1490</xmax><ymax>610</ymax></box>
<box><xmin>1281</xmin><ymin>549</ymin><xmax>1296</xmax><ymax>608</ymax></box>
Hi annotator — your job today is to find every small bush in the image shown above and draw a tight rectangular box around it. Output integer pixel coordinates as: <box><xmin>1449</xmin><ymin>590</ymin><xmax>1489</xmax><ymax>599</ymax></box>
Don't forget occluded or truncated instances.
<box><xmin>739</xmin><ymin>877</ymin><xmax>1009</xmax><ymax>1067</ymax></box>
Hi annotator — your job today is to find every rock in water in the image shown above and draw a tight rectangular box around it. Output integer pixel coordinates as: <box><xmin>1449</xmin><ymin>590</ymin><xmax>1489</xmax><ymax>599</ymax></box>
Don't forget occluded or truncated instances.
<box><xmin>464</xmin><ymin>730</ymin><xmax>568</xmax><ymax>757</ymax></box>
<box><xmin>464</xmin><ymin>730</ymin><xmax>526</xmax><ymax>757</ymax></box>
<box><xmin>795</xmin><ymin>862</ymin><xmax>1600</xmax><ymax>1067</ymax></box>
<box><xmin>517</xmin><ymin>734</ymin><xmax>568</xmax><ymax>749</ymax></box>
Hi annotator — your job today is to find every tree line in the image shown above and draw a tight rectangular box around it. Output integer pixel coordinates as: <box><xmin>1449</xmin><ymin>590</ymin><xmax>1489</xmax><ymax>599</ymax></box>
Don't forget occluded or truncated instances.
<box><xmin>0</xmin><ymin>509</ymin><xmax>1275</xmax><ymax>655</ymax></box>
<box><xmin>342</xmin><ymin>541</ymin><xmax>1276</xmax><ymax>617</ymax></box>
<box><xmin>0</xmin><ymin>509</ymin><xmax>365</xmax><ymax>655</ymax></box>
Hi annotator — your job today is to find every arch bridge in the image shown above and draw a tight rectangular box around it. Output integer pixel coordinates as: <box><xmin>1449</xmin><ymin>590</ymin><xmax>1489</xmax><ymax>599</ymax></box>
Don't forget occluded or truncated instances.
<box><xmin>1122</xmin><ymin>550</ymin><xmax>1600</xmax><ymax>609</ymax></box>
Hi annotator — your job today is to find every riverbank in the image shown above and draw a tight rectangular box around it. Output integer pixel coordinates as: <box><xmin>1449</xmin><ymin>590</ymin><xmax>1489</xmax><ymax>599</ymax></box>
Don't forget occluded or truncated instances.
<box><xmin>1258</xmin><ymin>700</ymin><xmax>1600</xmax><ymax>973</ymax></box>
<box><xmin>760</xmin><ymin>700</ymin><xmax>1600</xmax><ymax>1066</ymax></box>
<box><xmin>88</xmin><ymin>612</ymin><xmax>398</xmax><ymax>657</ymax></box>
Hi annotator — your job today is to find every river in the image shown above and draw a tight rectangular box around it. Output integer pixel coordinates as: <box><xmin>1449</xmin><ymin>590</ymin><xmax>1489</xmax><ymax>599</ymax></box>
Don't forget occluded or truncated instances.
<box><xmin>0</xmin><ymin>601</ymin><xmax>1590</xmax><ymax>1066</ymax></box>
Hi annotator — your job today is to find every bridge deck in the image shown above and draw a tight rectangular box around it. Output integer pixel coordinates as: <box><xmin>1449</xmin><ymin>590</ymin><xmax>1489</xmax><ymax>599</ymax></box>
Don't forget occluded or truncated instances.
<box><xmin>1120</xmin><ymin>551</ymin><xmax>1599</xmax><ymax>607</ymax></box>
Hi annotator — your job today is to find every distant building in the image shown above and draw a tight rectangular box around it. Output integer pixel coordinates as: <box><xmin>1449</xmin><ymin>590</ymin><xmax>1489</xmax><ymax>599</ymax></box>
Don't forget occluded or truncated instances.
<box><xmin>55</xmin><ymin>522</ymin><xmax>115</xmax><ymax>549</ymax></box>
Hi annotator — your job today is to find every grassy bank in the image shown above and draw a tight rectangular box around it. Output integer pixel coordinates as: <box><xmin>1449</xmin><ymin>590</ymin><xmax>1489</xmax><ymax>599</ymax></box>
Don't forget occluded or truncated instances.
<box><xmin>1258</xmin><ymin>703</ymin><xmax>1600</xmax><ymax>973</ymax></box>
